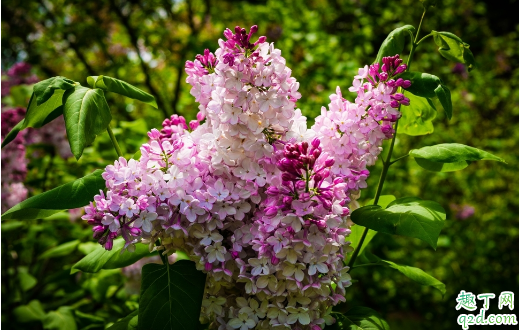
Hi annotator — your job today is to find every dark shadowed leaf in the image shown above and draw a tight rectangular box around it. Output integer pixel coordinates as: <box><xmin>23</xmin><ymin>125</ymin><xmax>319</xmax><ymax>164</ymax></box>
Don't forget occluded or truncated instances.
<box><xmin>400</xmin><ymin>72</ymin><xmax>452</xmax><ymax>119</ymax></box>
<box><xmin>375</xmin><ymin>25</ymin><xmax>415</xmax><ymax>64</ymax></box>
<box><xmin>432</xmin><ymin>31</ymin><xmax>476</xmax><ymax>71</ymax></box>
<box><xmin>106</xmin><ymin>310</ymin><xmax>138</xmax><ymax>330</ymax></box>
<box><xmin>351</xmin><ymin>197</ymin><xmax>446</xmax><ymax>249</ymax></box>
<box><xmin>1</xmin><ymin>170</ymin><xmax>105</xmax><ymax>220</ymax></box>
<box><xmin>40</xmin><ymin>240</ymin><xmax>80</xmax><ymax>259</ymax></box>
<box><xmin>399</xmin><ymin>93</ymin><xmax>437</xmax><ymax>136</ymax></box>
<box><xmin>138</xmin><ymin>260</ymin><xmax>206</xmax><ymax>330</ymax></box>
<box><xmin>330</xmin><ymin>306</ymin><xmax>390</xmax><ymax>330</ymax></box>
<box><xmin>71</xmin><ymin>239</ymin><xmax>155</xmax><ymax>274</ymax></box>
<box><xmin>63</xmin><ymin>86</ymin><xmax>112</xmax><ymax>159</ymax></box>
<box><xmin>88</xmin><ymin>75</ymin><xmax>158</xmax><ymax>109</ymax></box>
<box><xmin>364</xmin><ymin>253</ymin><xmax>446</xmax><ymax>295</ymax></box>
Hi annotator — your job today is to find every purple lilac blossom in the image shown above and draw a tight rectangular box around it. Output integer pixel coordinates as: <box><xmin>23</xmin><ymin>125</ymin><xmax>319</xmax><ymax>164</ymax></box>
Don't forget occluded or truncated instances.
<box><xmin>83</xmin><ymin>26</ymin><xmax>411</xmax><ymax>329</ymax></box>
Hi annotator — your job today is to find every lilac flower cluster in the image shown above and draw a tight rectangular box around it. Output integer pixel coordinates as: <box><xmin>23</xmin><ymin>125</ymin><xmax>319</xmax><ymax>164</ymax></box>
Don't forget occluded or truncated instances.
<box><xmin>83</xmin><ymin>26</ymin><xmax>411</xmax><ymax>329</ymax></box>
<box><xmin>1</xmin><ymin>63</ymin><xmax>72</xmax><ymax>212</ymax></box>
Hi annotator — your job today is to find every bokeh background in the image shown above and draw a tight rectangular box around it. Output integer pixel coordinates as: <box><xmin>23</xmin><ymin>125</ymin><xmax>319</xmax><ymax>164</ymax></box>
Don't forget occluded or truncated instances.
<box><xmin>2</xmin><ymin>0</ymin><xmax>518</xmax><ymax>329</ymax></box>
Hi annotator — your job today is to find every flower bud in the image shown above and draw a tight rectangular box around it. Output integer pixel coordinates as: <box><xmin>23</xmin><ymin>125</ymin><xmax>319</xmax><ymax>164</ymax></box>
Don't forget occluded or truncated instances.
<box><xmin>231</xmin><ymin>251</ymin><xmax>239</xmax><ymax>259</ymax></box>
<box><xmin>402</xmin><ymin>80</ymin><xmax>412</xmax><ymax>88</ymax></box>
<box><xmin>189</xmin><ymin>120</ymin><xmax>200</xmax><ymax>130</ymax></box>
<box><xmin>266</xmin><ymin>186</ymin><xmax>280</xmax><ymax>196</ymax></box>
<box><xmin>271</xmin><ymin>255</ymin><xmax>280</xmax><ymax>265</ymax></box>
<box><xmin>147</xmin><ymin>128</ymin><xmax>161</xmax><ymax>140</ymax></box>
<box><xmin>311</xmin><ymin>137</ymin><xmax>320</xmax><ymax>148</ymax></box>
<box><xmin>129</xmin><ymin>227</ymin><xmax>142</xmax><ymax>236</ymax></box>
<box><xmin>264</xmin><ymin>206</ymin><xmax>278</xmax><ymax>218</ymax></box>
<box><xmin>205</xmin><ymin>262</ymin><xmax>213</xmax><ymax>271</ymax></box>
<box><xmin>313</xmin><ymin>148</ymin><xmax>321</xmax><ymax>159</ymax></box>
<box><xmin>325</xmin><ymin>158</ymin><xmax>335</xmax><ymax>167</ymax></box>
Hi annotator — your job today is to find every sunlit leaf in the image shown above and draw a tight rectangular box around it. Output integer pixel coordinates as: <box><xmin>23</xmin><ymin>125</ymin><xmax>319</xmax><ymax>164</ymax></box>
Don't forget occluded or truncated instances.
<box><xmin>351</xmin><ymin>197</ymin><xmax>446</xmax><ymax>249</ymax></box>
<box><xmin>375</xmin><ymin>25</ymin><xmax>415</xmax><ymax>64</ymax></box>
<box><xmin>88</xmin><ymin>75</ymin><xmax>158</xmax><ymax>109</ymax></box>
<box><xmin>33</xmin><ymin>76</ymin><xmax>75</xmax><ymax>105</ymax></box>
<box><xmin>432</xmin><ymin>31</ymin><xmax>476</xmax><ymax>71</ymax></box>
<box><xmin>63</xmin><ymin>86</ymin><xmax>112</xmax><ymax>159</ymax></box>
<box><xmin>399</xmin><ymin>93</ymin><xmax>437</xmax><ymax>136</ymax></box>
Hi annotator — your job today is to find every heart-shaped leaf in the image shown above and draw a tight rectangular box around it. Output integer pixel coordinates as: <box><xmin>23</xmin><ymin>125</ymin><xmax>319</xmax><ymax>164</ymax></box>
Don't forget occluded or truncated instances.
<box><xmin>33</xmin><ymin>76</ymin><xmax>75</xmax><ymax>106</ymax></box>
<box><xmin>410</xmin><ymin>143</ymin><xmax>505</xmax><ymax>172</ymax></box>
<box><xmin>88</xmin><ymin>75</ymin><xmax>158</xmax><ymax>109</ymax></box>
<box><xmin>400</xmin><ymin>72</ymin><xmax>452</xmax><ymax>119</ymax></box>
<box><xmin>138</xmin><ymin>260</ymin><xmax>206</xmax><ymax>330</ymax></box>
<box><xmin>63</xmin><ymin>86</ymin><xmax>112</xmax><ymax>160</ymax></box>
<box><xmin>329</xmin><ymin>306</ymin><xmax>390</xmax><ymax>330</ymax></box>
<box><xmin>399</xmin><ymin>93</ymin><xmax>437</xmax><ymax>136</ymax></box>
<box><xmin>351</xmin><ymin>197</ymin><xmax>446</xmax><ymax>249</ymax></box>
<box><xmin>375</xmin><ymin>25</ymin><xmax>415</xmax><ymax>65</ymax></box>
<box><xmin>1</xmin><ymin>170</ymin><xmax>105</xmax><ymax>220</ymax></box>
<box><xmin>71</xmin><ymin>239</ymin><xmax>155</xmax><ymax>274</ymax></box>
<box><xmin>432</xmin><ymin>31</ymin><xmax>476</xmax><ymax>71</ymax></box>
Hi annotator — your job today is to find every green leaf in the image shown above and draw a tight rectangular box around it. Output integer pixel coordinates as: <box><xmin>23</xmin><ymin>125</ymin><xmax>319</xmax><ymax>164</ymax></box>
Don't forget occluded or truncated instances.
<box><xmin>414</xmin><ymin>158</ymin><xmax>470</xmax><ymax>172</ymax></box>
<box><xmin>400</xmin><ymin>72</ymin><xmax>452</xmax><ymax>119</ymax></box>
<box><xmin>63</xmin><ymin>86</ymin><xmax>112</xmax><ymax>160</ymax></box>
<box><xmin>375</xmin><ymin>25</ymin><xmax>415</xmax><ymax>64</ymax></box>
<box><xmin>138</xmin><ymin>260</ymin><xmax>206</xmax><ymax>330</ymax></box>
<box><xmin>88</xmin><ymin>75</ymin><xmax>158</xmax><ymax>109</ymax></box>
<box><xmin>106</xmin><ymin>311</ymin><xmax>138</xmax><ymax>330</ymax></box>
<box><xmin>33</xmin><ymin>76</ymin><xmax>75</xmax><ymax>106</ymax></box>
<box><xmin>1</xmin><ymin>90</ymin><xmax>64</xmax><ymax>149</ymax></box>
<box><xmin>348</xmin><ymin>196</ymin><xmax>396</xmax><ymax>256</ymax></box>
<box><xmin>40</xmin><ymin>240</ymin><xmax>80</xmax><ymax>259</ymax></box>
<box><xmin>42</xmin><ymin>307</ymin><xmax>77</xmax><ymax>330</ymax></box>
<box><xmin>331</xmin><ymin>306</ymin><xmax>390</xmax><ymax>330</ymax></box>
<box><xmin>18</xmin><ymin>270</ymin><xmax>37</xmax><ymax>291</ymax></box>
<box><xmin>410</xmin><ymin>143</ymin><xmax>505</xmax><ymax>163</ymax></box>
<box><xmin>399</xmin><ymin>93</ymin><xmax>437</xmax><ymax>136</ymax></box>
<box><xmin>351</xmin><ymin>197</ymin><xmax>446</xmax><ymax>249</ymax></box>
<box><xmin>1</xmin><ymin>170</ymin><xmax>105</xmax><ymax>220</ymax></box>
<box><xmin>1</xmin><ymin>118</ymin><xmax>25</xmax><ymax>148</ymax></box>
<box><xmin>71</xmin><ymin>239</ymin><xmax>154</xmax><ymax>274</ymax></box>
<box><xmin>26</xmin><ymin>90</ymin><xmax>66</xmax><ymax>128</ymax></box>
<box><xmin>384</xmin><ymin>259</ymin><xmax>446</xmax><ymax>295</ymax></box>
<box><xmin>410</xmin><ymin>143</ymin><xmax>505</xmax><ymax>172</ymax></box>
<box><xmin>13</xmin><ymin>300</ymin><xmax>46</xmax><ymax>323</ymax></box>
<box><xmin>432</xmin><ymin>31</ymin><xmax>476</xmax><ymax>71</ymax></box>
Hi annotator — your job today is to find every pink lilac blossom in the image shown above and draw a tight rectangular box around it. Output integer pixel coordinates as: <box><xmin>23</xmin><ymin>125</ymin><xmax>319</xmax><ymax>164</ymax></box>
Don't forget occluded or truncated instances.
<box><xmin>83</xmin><ymin>26</ymin><xmax>411</xmax><ymax>329</ymax></box>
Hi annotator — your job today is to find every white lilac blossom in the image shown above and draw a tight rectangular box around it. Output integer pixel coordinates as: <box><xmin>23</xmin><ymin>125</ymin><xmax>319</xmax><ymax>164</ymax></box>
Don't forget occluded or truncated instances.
<box><xmin>83</xmin><ymin>26</ymin><xmax>412</xmax><ymax>329</ymax></box>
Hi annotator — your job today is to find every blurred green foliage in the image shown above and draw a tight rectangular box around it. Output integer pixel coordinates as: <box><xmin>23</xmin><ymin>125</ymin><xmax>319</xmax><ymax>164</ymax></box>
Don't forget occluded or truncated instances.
<box><xmin>2</xmin><ymin>0</ymin><xmax>518</xmax><ymax>329</ymax></box>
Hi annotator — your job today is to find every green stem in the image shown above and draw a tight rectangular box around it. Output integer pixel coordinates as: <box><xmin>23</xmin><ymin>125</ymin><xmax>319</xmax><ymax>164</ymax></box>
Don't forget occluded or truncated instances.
<box><xmin>389</xmin><ymin>154</ymin><xmax>409</xmax><ymax>166</ymax></box>
<box><xmin>347</xmin><ymin>9</ymin><xmax>427</xmax><ymax>269</ymax></box>
<box><xmin>107</xmin><ymin>125</ymin><xmax>123</xmax><ymax>158</ymax></box>
<box><xmin>155</xmin><ymin>239</ymin><xmax>169</xmax><ymax>265</ymax></box>
<box><xmin>416</xmin><ymin>33</ymin><xmax>433</xmax><ymax>46</ymax></box>
<box><xmin>351</xmin><ymin>262</ymin><xmax>384</xmax><ymax>270</ymax></box>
